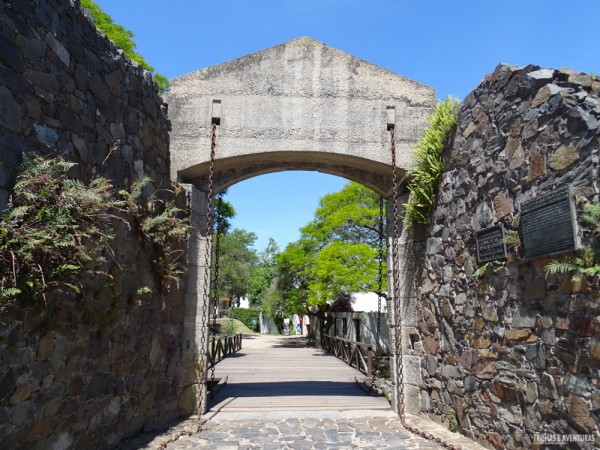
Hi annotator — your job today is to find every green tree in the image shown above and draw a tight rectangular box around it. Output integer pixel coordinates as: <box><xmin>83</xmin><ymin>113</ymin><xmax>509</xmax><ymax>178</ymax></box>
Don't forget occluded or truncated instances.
<box><xmin>304</xmin><ymin>181</ymin><xmax>382</xmax><ymax>247</ymax></box>
<box><xmin>261</xmin><ymin>278</ymin><xmax>305</xmax><ymax>332</ymax></box>
<box><xmin>214</xmin><ymin>193</ymin><xmax>235</xmax><ymax>234</ymax></box>
<box><xmin>214</xmin><ymin>228</ymin><xmax>258</xmax><ymax>304</ymax></box>
<box><xmin>248</xmin><ymin>238</ymin><xmax>279</xmax><ymax>306</ymax></box>
<box><xmin>308</xmin><ymin>241</ymin><xmax>380</xmax><ymax>305</ymax></box>
<box><xmin>276</xmin><ymin>182</ymin><xmax>386</xmax><ymax>309</ymax></box>
<box><xmin>81</xmin><ymin>0</ymin><xmax>169</xmax><ymax>93</ymax></box>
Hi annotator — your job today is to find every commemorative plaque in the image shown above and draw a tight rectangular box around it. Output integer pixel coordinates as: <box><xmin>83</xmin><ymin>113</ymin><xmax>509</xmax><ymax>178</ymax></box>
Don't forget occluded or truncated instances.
<box><xmin>476</xmin><ymin>224</ymin><xmax>507</xmax><ymax>263</ymax></box>
<box><xmin>520</xmin><ymin>185</ymin><xmax>577</xmax><ymax>260</ymax></box>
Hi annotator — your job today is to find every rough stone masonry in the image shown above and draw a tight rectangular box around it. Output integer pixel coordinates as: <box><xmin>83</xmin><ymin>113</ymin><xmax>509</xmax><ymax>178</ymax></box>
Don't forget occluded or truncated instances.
<box><xmin>1</xmin><ymin>0</ymin><xmax>599</xmax><ymax>449</ymax></box>
<box><xmin>0</xmin><ymin>1</ymin><xmax>187</xmax><ymax>448</ymax></box>
<box><xmin>418</xmin><ymin>64</ymin><xmax>600</xmax><ymax>449</ymax></box>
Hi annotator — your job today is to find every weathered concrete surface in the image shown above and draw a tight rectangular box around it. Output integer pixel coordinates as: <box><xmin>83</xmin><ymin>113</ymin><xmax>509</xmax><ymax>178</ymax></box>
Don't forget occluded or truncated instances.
<box><xmin>165</xmin><ymin>37</ymin><xmax>436</xmax><ymax>195</ymax></box>
<box><xmin>166</xmin><ymin>38</ymin><xmax>437</xmax><ymax>418</ymax></box>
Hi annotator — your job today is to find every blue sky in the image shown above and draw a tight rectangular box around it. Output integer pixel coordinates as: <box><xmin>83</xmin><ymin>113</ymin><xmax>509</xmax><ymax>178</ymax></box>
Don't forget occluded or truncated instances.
<box><xmin>95</xmin><ymin>0</ymin><xmax>599</xmax><ymax>250</ymax></box>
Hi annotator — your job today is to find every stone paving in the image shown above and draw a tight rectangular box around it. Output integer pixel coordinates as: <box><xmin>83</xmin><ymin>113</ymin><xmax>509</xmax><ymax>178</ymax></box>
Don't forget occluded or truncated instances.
<box><xmin>119</xmin><ymin>410</ymin><xmax>486</xmax><ymax>449</ymax></box>
<box><xmin>120</xmin><ymin>335</ymin><xmax>488</xmax><ymax>449</ymax></box>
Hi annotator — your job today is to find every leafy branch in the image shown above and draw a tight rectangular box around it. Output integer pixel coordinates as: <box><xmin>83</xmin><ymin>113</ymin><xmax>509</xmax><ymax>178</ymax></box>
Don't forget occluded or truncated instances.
<box><xmin>472</xmin><ymin>260</ymin><xmax>505</xmax><ymax>278</ymax></box>
<box><xmin>404</xmin><ymin>96</ymin><xmax>460</xmax><ymax>227</ymax></box>
<box><xmin>544</xmin><ymin>202</ymin><xmax>600</xmax><ymax>288</ymax></box>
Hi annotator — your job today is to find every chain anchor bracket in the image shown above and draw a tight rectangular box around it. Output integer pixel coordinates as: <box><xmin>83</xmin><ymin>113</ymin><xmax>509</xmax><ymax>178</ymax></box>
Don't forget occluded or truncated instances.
<box><xmin>212</xmin><ymin>99</ymin><xmax>221</xmax><ymax>125</ymax></box>
<box><xmin>386</xmin><ymin>106</ymin><xmax>395</xmax><ymax>131</ymax></box>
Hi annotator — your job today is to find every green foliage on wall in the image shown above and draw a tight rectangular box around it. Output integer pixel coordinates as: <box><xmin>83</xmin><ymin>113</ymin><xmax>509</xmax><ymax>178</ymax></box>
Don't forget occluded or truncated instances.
<box><xmin>0</xmin><ymin>154</ymin><xmax>189</xmax><ymax>310</ymax></box>
<box><xmin>545</xmin><ymin>202</ymin><xmax>600</xmax><ymax>287</ymax></box>
<box><xmin>81</xmin><ymin>0</ymin><xmax>169</xmax><ymax>93</ymax></box>
<box><xmin>229</xmin><ymin>307</ymin><xmax>260</xmax><ymax>332</ymax></box>
<box><xmin>120</xmin><ymin>178</ymin><xmax>190</xmax><ymax>291</ymax></box>
<box><xmin>404</xmin><ymin>96</ymin><xmax>460</xmax><ymax>227</ymax></box>
<box><xmin>447</xmin><ymin>407</ymin><xmax>459</xmax><ymax>432</ymax></box>
<box><xmin>0</xmin><ymin>155</ymin><xmax>122</xmax><ymax>306</ymax></box>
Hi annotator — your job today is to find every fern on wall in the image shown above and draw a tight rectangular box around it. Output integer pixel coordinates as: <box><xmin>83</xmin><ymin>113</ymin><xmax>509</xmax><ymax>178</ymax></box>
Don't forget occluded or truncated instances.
<box><xmin>403</xmin><ymin>96</ymin><xmax>460</xmax><ymax>227</ymax></box>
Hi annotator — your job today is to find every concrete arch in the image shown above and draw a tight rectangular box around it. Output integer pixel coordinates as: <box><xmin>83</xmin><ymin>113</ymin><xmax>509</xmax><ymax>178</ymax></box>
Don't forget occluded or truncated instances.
<box><xmin>166</xmin><ymin>37</ymin><xmax>435</xmax><ymax>192</ymax></box>
<box><xmin>165</xmin><ymin>37</ymin><xmax>434</xmax><ymax>416</ymax></box>
<box><xmin>178</xmin><ymin>150</ymin><xmax>396</xmax><ymax>196</ymax></box>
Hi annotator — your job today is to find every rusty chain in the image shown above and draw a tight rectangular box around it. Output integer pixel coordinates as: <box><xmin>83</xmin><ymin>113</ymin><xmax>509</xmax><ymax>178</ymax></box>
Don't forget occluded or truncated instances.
<box><xmin>371</xmin><ymin>196</ymin><xmax>385</xmax><ymax>390</ymax></box>
<box><xmin>158</xmin><ymin>124</ymin><xmax>218</xmax><ymax>449</ymax></box>
<box><xmin>209</xmin><ymin>191</ymin><xmax>224</xmax><ymax>395</ymax></box>
<box><xmin>389</xmin><ymin>127</ymin><xmax>461</xmax><ymax>450</ymax></box>
<box><xmin>194</xmin><ymin>123</ymin><xmax>219</xmax><ymax>431</ymax></box>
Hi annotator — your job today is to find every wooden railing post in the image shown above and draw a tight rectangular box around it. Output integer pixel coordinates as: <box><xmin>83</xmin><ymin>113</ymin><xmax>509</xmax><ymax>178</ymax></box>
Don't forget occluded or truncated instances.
<box><xmin>207</xmin><ymin>333</ymin><xmax>244</xmax><ymax>365</ymax></box>
<box><xmin>321</xmin><ymin>335</ymin><xmax>378</xmax><ymax>377</ymax></box>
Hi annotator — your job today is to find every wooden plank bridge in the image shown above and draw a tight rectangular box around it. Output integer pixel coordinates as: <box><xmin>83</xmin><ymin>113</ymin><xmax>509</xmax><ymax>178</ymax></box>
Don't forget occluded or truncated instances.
<box><xmin>208</xmin><ymin>334</ymin><xmax>390</xmax><ymax>412</ymax></box>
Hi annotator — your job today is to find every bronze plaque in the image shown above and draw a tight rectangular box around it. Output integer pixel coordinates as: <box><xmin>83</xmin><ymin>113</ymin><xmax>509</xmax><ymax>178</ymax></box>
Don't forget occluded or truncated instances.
<box><xmin>476</xmin><ymin>224</ymin><xmax>507</xmax><ymax>263</ymax></box>
<box><xmin>521</xmin><ymin>185</ymin><xmax>576</xmax><ymax>260</ymax></box>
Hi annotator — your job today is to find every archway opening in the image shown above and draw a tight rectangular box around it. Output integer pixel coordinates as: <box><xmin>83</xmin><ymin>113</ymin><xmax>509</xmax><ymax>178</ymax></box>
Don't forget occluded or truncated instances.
<box><xmin>198</xmin><ymin>170</ymin><xmax>394</xmax><ymax>414</ymax></box>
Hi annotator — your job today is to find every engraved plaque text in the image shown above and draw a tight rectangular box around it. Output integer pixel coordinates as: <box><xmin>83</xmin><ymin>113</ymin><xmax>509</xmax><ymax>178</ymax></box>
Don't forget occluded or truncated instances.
<box><xmin>476</xmin><ymin>224</ymin><xmax>507</xmax><ymax>263</ymax></box>
<box><xmin>521</xmin><ymin>185</ymin><xmax>576</xmax><ymax>260</ymax></box>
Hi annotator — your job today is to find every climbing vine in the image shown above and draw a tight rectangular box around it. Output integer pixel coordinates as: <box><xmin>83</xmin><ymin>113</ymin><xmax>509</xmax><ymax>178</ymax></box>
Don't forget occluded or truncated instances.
<box><xmin>0</xmin><ymin>154</ymin><xmax>189</xmax><ymax>310</ymax></box>
<box><xmin>404</xmin><ymin>96</ymin><xmax>460</xmax><ymax>227</ymax></box>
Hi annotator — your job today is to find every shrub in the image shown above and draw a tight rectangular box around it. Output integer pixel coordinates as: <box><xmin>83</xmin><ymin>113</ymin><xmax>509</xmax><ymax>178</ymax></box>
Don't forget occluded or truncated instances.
<box><xmin>330</xmin><ymin>293</ymin><xmax>354</xmax><ymax>312</ymax></box>
<box><xmin>229</xmin><ymin>307</ymin><xmax>260</xmax><ymax>332</ymax></box>
<box><xmin>220</xmin><ymin>320</ymin><xmax>238</xmax><ymax>336</ymax></box>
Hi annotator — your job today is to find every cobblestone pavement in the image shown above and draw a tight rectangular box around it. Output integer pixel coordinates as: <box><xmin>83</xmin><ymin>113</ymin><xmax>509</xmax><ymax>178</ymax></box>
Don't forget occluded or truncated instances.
<box><xmin>119</xmin><ymin>410</ymin><xmax>486</xmax><ymax>449</ymax></box>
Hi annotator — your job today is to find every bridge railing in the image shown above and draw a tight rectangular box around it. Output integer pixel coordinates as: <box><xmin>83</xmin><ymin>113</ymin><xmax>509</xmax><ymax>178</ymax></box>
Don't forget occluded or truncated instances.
<box><xmin>207</xmin><ymin>333</ymin><xmax>243</xmax><ymax>365</ymax></box>
<box><xmin>321</xmin><ymin>334</ymin><xmax>373</xmax><ymax>376</ymax></box>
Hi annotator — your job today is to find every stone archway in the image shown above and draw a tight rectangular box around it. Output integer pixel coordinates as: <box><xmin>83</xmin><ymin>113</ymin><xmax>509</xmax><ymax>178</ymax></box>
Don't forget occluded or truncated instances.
<box><xmin>164</xmin><ymin>37</ymin><xmax>435</xmax><ymax>415</ymax></box>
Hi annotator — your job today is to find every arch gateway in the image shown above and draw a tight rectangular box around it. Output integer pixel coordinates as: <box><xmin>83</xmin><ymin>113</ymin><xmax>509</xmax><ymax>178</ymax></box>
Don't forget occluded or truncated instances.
<box><xmin>165</xmin><ymin>36</ymin><xmax>435</xmax><ymax>414</ymax></box>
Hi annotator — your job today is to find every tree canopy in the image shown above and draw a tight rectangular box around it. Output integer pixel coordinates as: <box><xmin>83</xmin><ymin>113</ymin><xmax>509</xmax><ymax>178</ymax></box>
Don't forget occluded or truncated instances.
<box><xmin>214</xmin><ymin>228</ymin><xmax>258</xmax><ymax>303</ymax></box>
<box><xmin>248</xmin><ymin>238</ymin><xmax>279</xmax><ymax>306</ymax></box>
<box><xmin>275</xmin><ymin>182</ymin><xmax>387</xmax><ymax>309</ymax></box>
<box><xmin>207</xmin><ymin>182</ymin><xmax>387</xmax><ymax>322</ymax></box>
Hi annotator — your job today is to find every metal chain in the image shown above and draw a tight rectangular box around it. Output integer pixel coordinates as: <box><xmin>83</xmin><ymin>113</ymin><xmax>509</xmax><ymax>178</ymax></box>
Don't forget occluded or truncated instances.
<box><xmin>390</xmin><ymin>127</ymin><xmax>404</xmax><ymax>419</ymax></box>
<box><xmin>196</xmin><ymin>122</ymin><xmax>218</xmax><ymax>427</ymax></box>
<box><xmin>389</xmin><ymin>127</ymin><xmax>460</xmax><ymax>450</ymax></box>
<box><xmin>158</xmin><ymin>124</ymin><xmax>218</xmax><ymax>449</ymax></box>
<box><xmin>371</xmin><ymin>196</ymin><xmax>385</xmax><ymax>390</ymax></box>
<box><xmin>209</xmin><ymin>191</ymin><xmax>224</xmax><ymax>394</ymax></box>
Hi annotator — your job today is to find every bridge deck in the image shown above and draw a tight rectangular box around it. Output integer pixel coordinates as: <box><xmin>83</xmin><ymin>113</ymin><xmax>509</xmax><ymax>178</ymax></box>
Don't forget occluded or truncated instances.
<box><xmin>209</xmin><ymin>334</ymin><xmax>391</xmax><ymax>412</ymax></box>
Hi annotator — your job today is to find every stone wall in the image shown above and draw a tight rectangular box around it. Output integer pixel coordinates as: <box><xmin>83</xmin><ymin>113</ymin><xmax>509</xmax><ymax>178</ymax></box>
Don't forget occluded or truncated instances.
<box><xmin>418</xmin><ymin>64</ymin><xmax>599</xmax><ymax>449</ymax></box>
<box><xmin>0</xmin><ymin>0</ymin><xmax>171</xmax><ymax>213</ymax></box>
<box><xmin>0</xmin><ymin>0</ymin><xmax>187</xmax><ymax>448</ymax></box>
